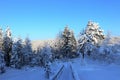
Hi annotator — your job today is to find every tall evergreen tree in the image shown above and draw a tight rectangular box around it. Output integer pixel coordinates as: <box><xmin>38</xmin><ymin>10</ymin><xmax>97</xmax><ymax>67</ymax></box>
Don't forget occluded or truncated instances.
<box><xmin>10</xmin><ymin>38</ymin><xmax>24</xmax><ymax>69</ymax></box>
<box><xmin>0</xmin><ymin>27</ymin><xmax>5</xmax><ymax>73</ymax></box>
<box><xmin>52</xmin><ymin>31</ymin><xmax>64</xmax><ymax>59</ymax></box>
<box><xmin>0</xmin><ymin>50</ymin><xmax>5</xmax><ymax>73</ymax></box>
<box><xmin>57</xmin><ymin>26</ymin><xmax>77</xmax><ymax>58</ymax></box>
<box><xmin>63</xmin><ymin>26</ymin><xmax>77</xmax><ymax>58</ymax></box>
<box><xmin>0</xmin><ymin>27</ymin><xmax>3</xmax><ymax>50</ymax></box>
<box><xmin>3</xmin><ymin>27</ymin><xmax>12</xmax><ymax>66</ymax></box>
<box><xmin>23</xmin><ymin>37</ymin><xmax>33</xmax><ymax>65</ymax></box>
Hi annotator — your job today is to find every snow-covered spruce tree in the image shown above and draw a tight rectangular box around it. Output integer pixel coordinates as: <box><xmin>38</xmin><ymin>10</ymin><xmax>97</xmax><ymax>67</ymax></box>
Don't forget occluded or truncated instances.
<box><xmin>22</xmin><ymin>37</ymin><xmax>33</xmax><ymax>65</ymax></box>
<box><xmin>0</xmin><ymin>27</ymin><xmax>3</xmax><ymax>50</ymax></box>
<box><xmin>0</xmin><ymin>50</ymin><xmax>5</xmax><ymax>73</ymax></box>
<box><xmin>10</xmin><ymin>38</ymin><xmax>24</xmax><ymax>69</ymax></box>
<box><xmin>52</xmin><ymin>31</ymin><xmax>64</xmax><ymax>59</ymax></box>
<box><xmin>0</xmin><ymin>27</ymin><xmax>5</xmax><ymax>73</ymax></box>
<box><xmin>78</xmin><ymin>21</ymin><xmax>105</xmax><ymax>58</ymax></box>
<box><xmin>2</xmin><ymin>27</ymin><xmax>12</xmax><ymax>66</ymax></box>
<box><xmin>57</xmin><ymin>26</ymin><xmax>77</xmax><ymax>58</ymax></box>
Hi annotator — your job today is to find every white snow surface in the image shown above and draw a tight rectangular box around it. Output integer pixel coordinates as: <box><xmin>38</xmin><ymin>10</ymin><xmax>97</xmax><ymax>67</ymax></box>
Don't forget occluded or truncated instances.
<box><xmin>71</xmin><ymin>58</ymin><xmax>120</xmax><ymax>80</ymax></box>
<box><xmin>0</xmin><ymin>58</ymin><xmax>120</xmax><ymax>80</ymax></box>
<box><xmin>0</xmin><ymin>67</ymin><xmax>45</xmax><ymax>80</ymax></box>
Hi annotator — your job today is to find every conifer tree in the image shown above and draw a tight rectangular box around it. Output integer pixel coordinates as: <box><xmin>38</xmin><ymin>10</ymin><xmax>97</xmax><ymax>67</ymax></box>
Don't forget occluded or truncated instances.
<box><xmin>58</xmin><ymin>26</ymin><xmax>77</xmax><ymax>58</ymax></box>
<box><xmin>0</xmin><ymin>50</ymin><xmax>5</xmax><ymax>73</ymax></box>
<box><xmin>10</xmin><ymin>38</ymin><xmax>24</xmax><ymax>69</ymax></box>
<box><xmin>78</xmin><ymin>21</ymin><xmax>105</xmax><ymax>58</ymax></box>
<box><xmin>0</xmin><ymin>27</ymin><xmax>5</xmax><ymax>73</ymax></box>
<box><xmin>23</xmin><ymin>37</ymin><xmax>33</xmax><ymax>65</ymax></box>
<box><xmin>0</xmin><ymin>27</ymin><xmax>3</xmax><ymax>50</ymax></box>
<box><xmin>3</xmin><ymin>27</ymin><xmax>12</xmax><ymax>66</ymax></box>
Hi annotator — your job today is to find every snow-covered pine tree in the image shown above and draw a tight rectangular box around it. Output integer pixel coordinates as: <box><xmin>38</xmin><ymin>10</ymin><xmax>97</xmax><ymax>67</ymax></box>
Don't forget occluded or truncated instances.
<box><xmin>61</xmin><ymin>26</ymin><xmax>77</xmax><ymax>58</ymax></box>
<box><xmin>10</xmin><ymin>38</ymin><xmax>24</xmax><ymax>69</ymax></box>
<box><xmin>78</xmin><ymin>21</ymin><xmax>105</xmax><ymax>58</ymax></box>
<box><xmin>3</xmin><ymin>27</ymin><xmax>12</xmax><ymax>66</ymax></box>
<box><xmin>23</xmin><ymin>37</ymin><xmax>33</xmax><ymax>65</ymax></box>
<box><xmin>85</xmin><ymin>21</ymin><xmax>105</xmax><ymax>45</ymax></box>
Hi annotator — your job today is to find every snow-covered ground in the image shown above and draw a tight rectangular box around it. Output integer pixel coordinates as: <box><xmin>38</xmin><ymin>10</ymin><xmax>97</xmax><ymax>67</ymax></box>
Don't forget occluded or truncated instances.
<box><xmin>0</xmin><ymin>58</ymin><xmax>120</xmax><ymax>80</ymax></box>
<box><xmin>0</xmin><ymin>67</ymin><xmax>45</xmax><ymax>80</ymax></box>
<box><xmin>0</xmin><ymin>61</ymin><xmax>63</xmax><ymax>80</ymax></box>
<box><xmin>71</xmin><ymin>58</ymin><xmax>120</xmax><ymax>80</ymax></box>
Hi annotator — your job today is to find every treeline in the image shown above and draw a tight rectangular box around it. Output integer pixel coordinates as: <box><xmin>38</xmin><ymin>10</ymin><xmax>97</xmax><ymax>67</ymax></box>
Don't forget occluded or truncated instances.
<box><xmin>1</xmin><ymin>21</ymin><xmax>120</xmax><ymax>74</ymax></box>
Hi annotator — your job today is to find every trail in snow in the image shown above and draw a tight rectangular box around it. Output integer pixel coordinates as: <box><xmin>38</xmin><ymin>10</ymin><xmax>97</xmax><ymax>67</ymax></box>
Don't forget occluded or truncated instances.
<box><xmin>58</xmin><ymin>63</ymin><xmax>74</xmax><ymax>80</ymax></box>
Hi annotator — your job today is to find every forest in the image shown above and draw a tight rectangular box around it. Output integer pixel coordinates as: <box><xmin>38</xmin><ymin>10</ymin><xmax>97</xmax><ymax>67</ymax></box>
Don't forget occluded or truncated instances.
<box><xmin>0</xmin><ymin>21</ymin><xmax>120</xmax><ymax>80</ymax></box>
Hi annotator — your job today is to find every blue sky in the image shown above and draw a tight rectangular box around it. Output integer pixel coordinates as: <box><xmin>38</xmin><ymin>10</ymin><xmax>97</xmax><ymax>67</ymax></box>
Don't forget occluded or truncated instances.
<box><xmin>0</xmin><ymin>0</ymin><xmax>120</xmax><ymax>40</ymax></box>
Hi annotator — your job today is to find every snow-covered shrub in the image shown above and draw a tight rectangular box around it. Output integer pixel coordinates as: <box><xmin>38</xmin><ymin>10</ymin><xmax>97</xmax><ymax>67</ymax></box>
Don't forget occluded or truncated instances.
<box><xmin>40</xmin><ymin>44</ymin><xmax>53</xmax><ymax>67</ymax></box>
<box><xmin>89</xmin><ymin>36</ymin><xmax>120</xmax><ymax>64</ymax></box>
<box><xmin>44</xmin><ymin>62</ymin><xmax>51</xmax><ymax>79</ymax></box>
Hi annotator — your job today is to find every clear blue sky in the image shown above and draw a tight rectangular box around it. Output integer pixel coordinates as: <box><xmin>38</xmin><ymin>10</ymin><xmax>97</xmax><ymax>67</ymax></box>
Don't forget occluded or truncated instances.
<box><xmin>0</xmin><ymin>0</ymin><xmax>120</xmax><ymax>40</ymax></box>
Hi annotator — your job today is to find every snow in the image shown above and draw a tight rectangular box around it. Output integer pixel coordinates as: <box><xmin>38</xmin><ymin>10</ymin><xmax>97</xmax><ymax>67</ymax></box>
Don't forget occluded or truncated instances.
<box><xmin>70</xmin><ymin>63</ymin><xmax>80</xmax><ymax>80</ymax></box>
<box><xmin>0</xmin><ymin>67</ymin><xmax>45</xmax><ymax>80</ymax></box>
<box><xmin>1</xmin><ymin>58</ymin><xmax>120</xmax><ymax>80</ymax></box>
<box><xmin>76</xmin><ymin>65</ymin><xmax>120</xmax><ymax>80</ymax></box>
<box><xmin>71</xmin><ymin>58</ymin><xmax>120</xmax><ymax>80</ymax></box>
<box><xmin>58</xmin><ymin>63</ymin><xmax>74</xmax><ymax>80</ymax></box>
<box><xmin>0</xmin><ymin>60</ymin><xmax>63</xmax><ymax>80</ymax></box>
